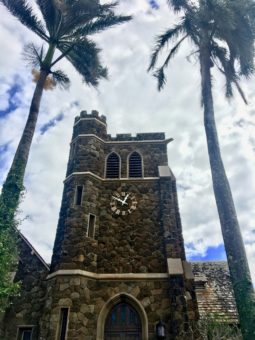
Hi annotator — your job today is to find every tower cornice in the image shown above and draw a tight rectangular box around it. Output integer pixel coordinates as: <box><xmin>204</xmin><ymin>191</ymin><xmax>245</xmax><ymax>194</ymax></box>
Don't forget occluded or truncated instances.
<box><xmin>47</xmin><ymin>269</ymin><xmax>169</xmax><ymax>281</ymax></box>
<box><xmin>64</xmin><ymin>171</ymin><xmax>160</xmax><ymax>183</ymax></box>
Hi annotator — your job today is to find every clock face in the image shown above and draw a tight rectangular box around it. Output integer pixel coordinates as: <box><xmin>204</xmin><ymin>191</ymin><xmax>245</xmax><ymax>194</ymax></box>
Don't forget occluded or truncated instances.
<box><xmin>110</xmin><ymin>191</ymin><xmax>138</xmax><ymax>216</ymax></box>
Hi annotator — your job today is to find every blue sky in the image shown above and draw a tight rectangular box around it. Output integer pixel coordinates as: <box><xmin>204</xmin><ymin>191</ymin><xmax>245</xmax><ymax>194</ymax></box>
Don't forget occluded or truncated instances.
<box><xmin>189</xmin><ymin>244</ymin><xmax>227</xmax><ymax>261</ymax></box>
<box><xmin>40</xmin><ymin>113</ymin><xmax>64</xmax><ymax>135</ymax></box>
<box><xmin>0</xmin><ymin>0</ymin><xmax>255</xmax><ymax>282</ymax></box>
<box><xmin>0</xmin><ymin>82</ymin><xmax>22</xmax><ymax>118</ymax></box>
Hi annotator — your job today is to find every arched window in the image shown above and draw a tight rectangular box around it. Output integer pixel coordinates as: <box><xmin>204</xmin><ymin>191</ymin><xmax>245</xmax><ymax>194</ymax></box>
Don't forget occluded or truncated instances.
<box><xmin>104</xmin><ymin>302</ymin><xmax>142</xmax><ymax>339</ymax></box>
<box><xmin>106</xmin><ymin>152</ymin><xmax>120</xmax><ymax>178</ymax></box>
<box><xmin>128</xmin><ymin>152</ymin><xmax>142</xmax><ymax>178</ymax></box>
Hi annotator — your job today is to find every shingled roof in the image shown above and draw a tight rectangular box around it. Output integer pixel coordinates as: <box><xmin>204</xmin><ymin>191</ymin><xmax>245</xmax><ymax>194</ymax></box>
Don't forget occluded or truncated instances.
<box><xmin>191</xmin><ymin>261</ymin><xmax>238</xmax><ymax>323</ymax></box>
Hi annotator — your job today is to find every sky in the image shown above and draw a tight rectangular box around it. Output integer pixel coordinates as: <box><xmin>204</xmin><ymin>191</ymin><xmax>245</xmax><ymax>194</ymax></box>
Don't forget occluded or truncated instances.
<box><xmin>0</xmin><ymin>0</ymin><xmax>255</xmax><ymax>283</ymax></box>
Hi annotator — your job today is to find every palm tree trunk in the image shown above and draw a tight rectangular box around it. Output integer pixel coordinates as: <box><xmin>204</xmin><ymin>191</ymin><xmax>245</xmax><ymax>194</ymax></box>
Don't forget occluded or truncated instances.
<box><xmin>1</xmin><ymin>69</ymin><xmax>48</xmax><ymax>220</ymax></box>
<box><xmin>0</xmin><ymin>43</ymin><xmax>55</xmax><ymax>220</ymax></box>
<box><xmin>200</xmin><ymin>42</ymin><xmax>255</xmax><ymax>339</ymax></box>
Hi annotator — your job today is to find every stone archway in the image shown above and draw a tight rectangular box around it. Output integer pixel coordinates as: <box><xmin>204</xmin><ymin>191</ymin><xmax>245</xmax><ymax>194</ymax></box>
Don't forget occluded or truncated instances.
<box><xmin>97</xmin><ymin>293</ymin><xmax>148</xmax><ymax>340</ymax></box>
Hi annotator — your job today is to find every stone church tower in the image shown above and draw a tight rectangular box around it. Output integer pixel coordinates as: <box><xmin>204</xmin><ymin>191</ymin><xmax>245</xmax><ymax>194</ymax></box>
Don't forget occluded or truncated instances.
<box><xmin>38</xmin><ymin>110</ymin><xmax>198</xmax><ymax>339</ymax></box>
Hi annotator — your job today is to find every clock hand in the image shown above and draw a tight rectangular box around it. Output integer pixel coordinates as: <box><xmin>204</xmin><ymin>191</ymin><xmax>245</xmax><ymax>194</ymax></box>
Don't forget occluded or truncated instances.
<box><xmin>112</xmin><ymin>196</ymin><xmax>128</xmax><ymax>205</ymax></box>
<box><xmin>123</xmin><ymin>193</ymin><xmax>130</xmax><ymax>204</ymax></box>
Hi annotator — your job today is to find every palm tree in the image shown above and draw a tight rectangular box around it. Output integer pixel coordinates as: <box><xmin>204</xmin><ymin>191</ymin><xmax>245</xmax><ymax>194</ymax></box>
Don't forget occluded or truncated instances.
<box><xmin>148</xmin><ymin>0</ymin><xmax>255</xmax><ymax>338</ymax></box>
<box><xmin>0</xmin><ymin>0</ymin><xmax>131</xmax><ymax>308</ymax></box>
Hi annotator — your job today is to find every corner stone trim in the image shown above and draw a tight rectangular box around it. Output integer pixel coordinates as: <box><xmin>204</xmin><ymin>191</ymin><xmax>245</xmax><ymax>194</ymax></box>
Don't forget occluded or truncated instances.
<box><xmin>167</xmin><ymin>258</ymin><xmax>184</xmax><ymax>275</ymax></box>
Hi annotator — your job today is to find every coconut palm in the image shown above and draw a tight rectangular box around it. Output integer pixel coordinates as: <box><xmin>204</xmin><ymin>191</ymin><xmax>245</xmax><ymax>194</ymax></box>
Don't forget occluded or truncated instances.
<box><xmin>0</xmin><ymin>0</ymin><xmax>131</xmax><ymax>308</ymax></box>
<box><xmin>148</xmin><ymin>0</ymin><xmax>255</xmax><ymax>338</ymax></box>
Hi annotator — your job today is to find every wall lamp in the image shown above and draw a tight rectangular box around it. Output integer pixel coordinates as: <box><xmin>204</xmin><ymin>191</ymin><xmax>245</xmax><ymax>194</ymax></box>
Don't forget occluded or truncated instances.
<box><xmin>156</xmin><ymin>320</ymin><xmax>166</xmax><ymax>338</ymax></box>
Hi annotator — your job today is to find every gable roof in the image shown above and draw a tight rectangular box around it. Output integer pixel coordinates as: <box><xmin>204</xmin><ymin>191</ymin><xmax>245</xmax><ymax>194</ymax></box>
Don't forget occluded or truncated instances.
<box><xmin>191</xmin><ymin>261</ymin><xmax>238</xmax><ymax>323</ymax></box>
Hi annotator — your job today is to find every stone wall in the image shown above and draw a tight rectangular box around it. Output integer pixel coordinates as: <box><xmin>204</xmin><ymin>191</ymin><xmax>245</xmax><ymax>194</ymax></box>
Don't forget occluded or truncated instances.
<box><xmin>1</xmin><ymin>235</ymin><xmax>49</xmax><ymax>340</ymax></box>
<box><xmin>40</xmin><ymin>274</ymin><xmax>197</xmax><ymax>340</ymax></box>
<box><xmin>51</xmin><ymin>176</ymin><xmax>168</xmax><ymax>272</ymax></box>
<box><xmin>50</xmin><ymin>172</ymin><xmax>188</xmax><ymax>275</ymax></box>
<box><xmin>67</xmin><ymin>136</ymin><xmax>168</xmax><ymax>178</ymax></box>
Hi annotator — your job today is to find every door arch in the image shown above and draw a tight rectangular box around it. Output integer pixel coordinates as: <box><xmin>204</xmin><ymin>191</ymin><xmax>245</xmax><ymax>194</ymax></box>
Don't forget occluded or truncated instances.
<box><xmin>104</xmin><ymin>302</ymin><xmax>141</xmax><ymax>339</ymax></box>
<box><xmin>97</xmin><ymin>293</ymin><xmax>148</xmax><ymax>340</ymax></box>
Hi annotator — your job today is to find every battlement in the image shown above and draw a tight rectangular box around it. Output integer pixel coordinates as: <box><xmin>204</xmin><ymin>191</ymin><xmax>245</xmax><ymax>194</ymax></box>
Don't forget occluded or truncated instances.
<box><xmin>73</xmin><ymin>110</ymin><xmax>166</xmax><ymax>142</ymax></box>
<box><xmin>106</xmin><ymin>132</ymin><xmax>165</xmax><ymax>141</ymax></box>
<box><xmin>74</xmin><ymin>110</ymin><xmax>107</xmax><ymax>125</ymax></box>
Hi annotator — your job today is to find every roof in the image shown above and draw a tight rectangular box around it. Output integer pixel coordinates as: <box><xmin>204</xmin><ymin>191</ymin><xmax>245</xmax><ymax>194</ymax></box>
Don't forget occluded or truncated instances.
<box><xmin>191</xmin><ymin>261</ymin><xmax>238</xmax><ymax>323</ymax></box>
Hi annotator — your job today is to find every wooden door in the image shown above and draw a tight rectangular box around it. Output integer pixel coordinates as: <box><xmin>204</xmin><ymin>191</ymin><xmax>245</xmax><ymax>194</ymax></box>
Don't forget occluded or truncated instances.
<box><xmin>104</xmin><ymin>303</ymin><xmax>142</xmax><ymax>340</ymax></box>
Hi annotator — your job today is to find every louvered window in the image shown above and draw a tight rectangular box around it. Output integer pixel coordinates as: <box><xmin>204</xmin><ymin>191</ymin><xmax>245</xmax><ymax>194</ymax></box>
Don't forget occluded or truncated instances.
<box><xmin>106</xmin><ymin>153</ymin><xmax>120</xmax><ymax>178</ymax></box>
<box><xmin>129</xmin><ymin>152</ymin><xmax>142</xmax><ymax>177</ymax></box>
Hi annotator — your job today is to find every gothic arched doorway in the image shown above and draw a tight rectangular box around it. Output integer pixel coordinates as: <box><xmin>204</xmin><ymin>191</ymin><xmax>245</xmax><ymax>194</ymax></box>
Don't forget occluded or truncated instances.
<box><xmin>104</xmin><ymin>302</ymin><xmax>142</xmax><ymax>340</ymax></box>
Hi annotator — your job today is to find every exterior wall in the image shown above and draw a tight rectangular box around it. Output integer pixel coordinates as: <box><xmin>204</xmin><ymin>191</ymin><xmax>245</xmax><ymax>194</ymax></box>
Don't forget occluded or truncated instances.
<box><xmin>1</xmin><ymin>236</ymin><xmax>49</xmax><ymax>340</ymax></box>
<box><xmin>52</xmin><ymin>177</ymin><xmax>171</xmax><ymax>273</ymax></box>
<box><xmin>39</xmin><ymin>274</ymin><xmax>197</xmax><ymax>340</ymax></box>
<box><xmin>67</xmin><ymin>135</ymin><xmax>168</xmax><ymax>178</ymax></box>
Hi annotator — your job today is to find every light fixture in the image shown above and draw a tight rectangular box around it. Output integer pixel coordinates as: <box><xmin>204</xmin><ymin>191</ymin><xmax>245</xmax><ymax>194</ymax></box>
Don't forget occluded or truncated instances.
<box><xmin>156</xmin><ymin>320</ymin><xmax>166</xmax><ymax>338</ymax></box>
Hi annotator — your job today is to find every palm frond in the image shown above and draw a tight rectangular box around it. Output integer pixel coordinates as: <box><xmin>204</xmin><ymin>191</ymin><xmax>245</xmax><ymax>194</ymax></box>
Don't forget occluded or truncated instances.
<box><xmin>212</xmin><ymin>42</ymin><xmax>248</xmax><ymax>104</ymax></box>
<box><xmin>51</xmin><ymin>69</ymin><xmax>70</xmax><ymax>90</ymax></box>
<box><xmin>35</xmin><ymin>0</ymin><xmax>61</xmax><ymax>38</ymax></box>
<box><xmin>148</xmin><ymin>20</ymin><xmax>186</xmax><ymax>71</ymax></box>
<box><xmin>22</xmin><ymin>43</ymin><xmax>44</xmax><ymax>68</ymax></box>
<box><xmin>153</xmin><ymin>67</ymin><xmax>166</xmax><ymax>91</ymax></box>
<box><xmin>0</xmin><ymin>0</ymin><xmax>48</xmax><ymax>41</ymax></box>
<box><xmin>162</xmin><ymin>34</ymin><xmax>188</xmax><ymax>69</ymax></box>
<box><xmin>58</xmin><ymin>2</ymin><xmax>131</xmax><ymax>39</ymax></box>
<box><xmin>59</xmin><ymin>39</ymin><xmax>107</xmax><ymax>87</ymax></box>
<box><xmin>167</xmin><ymin>0</ymin><xmax>188</xmax><ymax>12</ymax></box>
<box><xmin>57</xmin><ymin>1</ymin><xmax>100</xmax><ymax>37</ymax></box>
<box><xmin>69</xmin><ymin>13</ymin><xmax>132</xmax><ymax>38</ymax></box>
<box><xmin>211</xmin><ymin>0</ymin><xmax>254</xmax><ymax>77</ymax></box>
<box><xmin>56</xmin><ymin>1</ymin><xmax>111</xmax><ymax>37</ymax></box>
<box><xmin>151</xmin><ymin>35</ymin><xmax>187</xmax><ymax>91</ymax></box>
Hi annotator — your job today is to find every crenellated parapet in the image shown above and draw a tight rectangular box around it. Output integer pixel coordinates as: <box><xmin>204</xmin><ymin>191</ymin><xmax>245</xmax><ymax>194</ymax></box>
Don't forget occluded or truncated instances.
<box><xmin>73</xmin><ymin>110</ymin><xmax>168</xmax><ymax>143</ymax></box>
<box><xmin>72</xmin><ymin>110</ymin><xmax>107</xmax><ymax>140</ymax></box>
<box><xmin>74</xmin><ymin>109</ymin><xmax>107</xmax><ymax>124</ymax></box>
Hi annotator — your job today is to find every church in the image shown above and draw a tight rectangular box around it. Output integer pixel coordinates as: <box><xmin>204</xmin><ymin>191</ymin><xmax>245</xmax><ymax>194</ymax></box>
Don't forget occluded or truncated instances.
<box><xmin>1</xmin><ymin>110</ymin><xmax>238</xmax><ymax>339</ymax></box>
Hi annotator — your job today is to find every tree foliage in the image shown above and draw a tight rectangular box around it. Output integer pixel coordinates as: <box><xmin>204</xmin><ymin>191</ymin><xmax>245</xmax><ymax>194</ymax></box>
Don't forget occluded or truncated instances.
<box><xmin>149</xmin><ymin>0</ymin><xmax>254</xmax><ymax>98</ymax></box>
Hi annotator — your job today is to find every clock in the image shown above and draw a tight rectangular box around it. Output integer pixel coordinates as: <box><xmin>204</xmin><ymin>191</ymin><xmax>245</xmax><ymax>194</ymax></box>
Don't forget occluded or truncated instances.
<box><xmin>110</xmin><ymin>190</ymin><xmax>138</xmax><ymax>216</ymax></box>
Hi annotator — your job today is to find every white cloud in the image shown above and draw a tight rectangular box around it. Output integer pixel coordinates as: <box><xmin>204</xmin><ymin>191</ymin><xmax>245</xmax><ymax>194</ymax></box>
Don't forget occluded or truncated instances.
<box><xmin>0</xmin><ymin>0</ymin><xmax>255</xmax><ymax>286</ymax></box>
